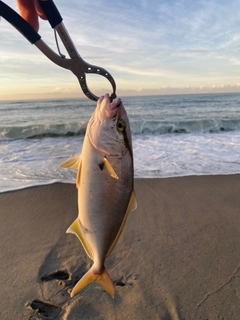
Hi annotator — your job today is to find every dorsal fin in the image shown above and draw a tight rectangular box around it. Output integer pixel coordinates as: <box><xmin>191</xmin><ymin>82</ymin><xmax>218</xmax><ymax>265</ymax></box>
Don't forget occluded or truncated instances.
<box><xmin>106</xmin><ymin>190</ymin><xmax>137</xmax><ymax>258</ymax></box>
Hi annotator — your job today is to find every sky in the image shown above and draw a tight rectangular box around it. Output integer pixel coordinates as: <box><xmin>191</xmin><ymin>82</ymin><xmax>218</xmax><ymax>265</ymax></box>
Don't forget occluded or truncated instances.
<box><xmin>1</xmin><ymin>0</ymin><xmax>240</xmax><ymax>100</ymax></box>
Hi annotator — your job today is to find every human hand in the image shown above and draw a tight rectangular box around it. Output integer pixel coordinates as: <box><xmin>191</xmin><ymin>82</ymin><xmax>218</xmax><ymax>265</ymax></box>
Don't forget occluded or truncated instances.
<box><xmin>16</xmin><ymin>0</ymin><xmax>47</xmax><ymax>32</ymax></box>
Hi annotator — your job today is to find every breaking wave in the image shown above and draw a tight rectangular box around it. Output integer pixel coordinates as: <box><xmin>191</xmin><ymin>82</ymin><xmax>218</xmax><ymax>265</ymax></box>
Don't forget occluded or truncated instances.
<box><xmin>1</xmin><ymin>117</ymin><xmax>240</xmax><ymax>140</ymax></box>
<box><xmin>0</xmin><ymin>123</ymin><xmax>87</xmax><ymax>140</ymax></box>
<box><xmin>130</xmin><ymin>118</ymin><xmax>240</xmax><ymax>134</ymax></box>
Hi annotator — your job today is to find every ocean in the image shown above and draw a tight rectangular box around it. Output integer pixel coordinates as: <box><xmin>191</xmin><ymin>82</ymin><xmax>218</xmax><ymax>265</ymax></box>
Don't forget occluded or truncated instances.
<box><xmin>1</xmin><ymin>93</ymin><xmax>240</xmax><ymax>192</ymax></box>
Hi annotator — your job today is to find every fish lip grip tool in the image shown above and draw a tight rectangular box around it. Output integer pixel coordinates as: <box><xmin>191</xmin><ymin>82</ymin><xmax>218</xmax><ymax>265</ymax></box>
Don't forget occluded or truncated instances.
<box><xmin>0</xmin><ymin>0</ymin><xmax>117</xmax><ymax>102</ymax></box>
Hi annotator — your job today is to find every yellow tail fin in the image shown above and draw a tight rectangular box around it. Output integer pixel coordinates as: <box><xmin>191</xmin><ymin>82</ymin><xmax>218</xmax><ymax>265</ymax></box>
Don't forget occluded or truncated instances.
<box><xmin>71</xmin><ymin>265</ymin><xmax>114</xmax><ymax>298</ymax></box>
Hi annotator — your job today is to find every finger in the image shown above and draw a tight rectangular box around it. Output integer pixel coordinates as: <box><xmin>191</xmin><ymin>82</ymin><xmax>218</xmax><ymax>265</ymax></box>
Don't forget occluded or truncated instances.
<box><xmin>16</xmin><ymin>0</ymin><xmax>39</xmax><ymax>31</ymax></box>
<box><xmin>34</xmin><ymin>0</ymin><xmax>47</xmax><ymax>20</ymax></box>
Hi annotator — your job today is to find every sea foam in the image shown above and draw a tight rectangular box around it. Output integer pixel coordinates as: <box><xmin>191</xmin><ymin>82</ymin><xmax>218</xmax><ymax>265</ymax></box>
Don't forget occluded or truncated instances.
<box><xmin>1</xmin><ymin>93</ymin><xmax>240</xmax><ymax>192</ymax></box>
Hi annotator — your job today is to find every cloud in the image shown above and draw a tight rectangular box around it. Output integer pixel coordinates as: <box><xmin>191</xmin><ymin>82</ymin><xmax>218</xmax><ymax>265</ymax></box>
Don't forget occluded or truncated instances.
<box><xmin>2</xmin><ymin>0</ymin><xmax>240</xmax><ymax>100</ymax></box>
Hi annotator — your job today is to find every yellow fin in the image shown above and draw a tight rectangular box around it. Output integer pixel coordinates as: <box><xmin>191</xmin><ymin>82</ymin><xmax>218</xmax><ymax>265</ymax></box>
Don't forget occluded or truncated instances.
<box><xmin>106</xmin><ymin>190</ymin><xmax>137</xmax><ymax>258</ymax></box>
<box><xmin>70</xmin><ymin>265</ymin><xmax>114</xmax><ymax>298</ymax></box>
<box><xmin>103</xmin><ymin>157</ymin><xmax>119</xmax><ymax>179</ymax></box>
<box><xmin>66</xmin><ymin>219</ymin><xmax>93</xmax><ymax>259</ymax></box>
<box><xmin>76</xmin><ymin>159</ymin><xmax>82</xmax><ymax>188</ymax></box>
<box><xmin>59</xmin><ymin>155</ymin><xmax>81</xmax><ymax>169</ymax></box>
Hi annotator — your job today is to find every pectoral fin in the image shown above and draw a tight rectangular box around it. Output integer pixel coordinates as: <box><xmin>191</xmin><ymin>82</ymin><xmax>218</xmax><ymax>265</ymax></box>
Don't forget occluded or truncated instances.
<box><xmin>60</xmin><ymin>155</ymin><xmax>81</xmax><ymax>169</ymax></box>
<box><xmin>66</xmin><ymin>219</ymin><xmax>93</xmax><ymax>260</ymax></box>
<box><xmin>103</xmin><ymin>157</ymin><xmax>119</xmax><ymax>179</ymax></box>
<box><xmin>106</xmin><ymin>190</ymin><xmax>137</xmax><ymax>258</ymax></box>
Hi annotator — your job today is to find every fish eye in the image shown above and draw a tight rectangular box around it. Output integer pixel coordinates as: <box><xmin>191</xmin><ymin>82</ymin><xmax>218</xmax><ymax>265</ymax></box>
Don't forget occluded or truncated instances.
<box><xmin>117</xmin><ymin>119</ymin><xmax>126</xmax><ymax>132</ymax></box>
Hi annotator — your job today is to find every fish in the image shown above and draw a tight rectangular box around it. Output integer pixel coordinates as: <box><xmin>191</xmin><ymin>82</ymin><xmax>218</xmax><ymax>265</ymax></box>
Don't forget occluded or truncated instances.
<box><xmin>60</xmin><ymin>93</ymin><xmax>137</xmax><ymax>298</ymax></box>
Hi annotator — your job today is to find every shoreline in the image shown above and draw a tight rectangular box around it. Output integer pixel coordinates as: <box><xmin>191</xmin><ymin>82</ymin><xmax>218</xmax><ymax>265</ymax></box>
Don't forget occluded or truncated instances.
<box><xmin>1</xmin><ymin>172</ymin><xmax>240</xmax><ymax>194</ymax></box>
<box><xmin>1</xmin><ymin>175</ymin><xmax>240</xmax><ymax>319</ymax></box>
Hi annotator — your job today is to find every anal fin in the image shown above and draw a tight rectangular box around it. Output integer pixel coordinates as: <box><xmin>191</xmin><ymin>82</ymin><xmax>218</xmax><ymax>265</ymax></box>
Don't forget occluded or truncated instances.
<box><xmin>66</xmin><ymin>219</ymin><xmax>93</xmax><ymax>259</ymax></box>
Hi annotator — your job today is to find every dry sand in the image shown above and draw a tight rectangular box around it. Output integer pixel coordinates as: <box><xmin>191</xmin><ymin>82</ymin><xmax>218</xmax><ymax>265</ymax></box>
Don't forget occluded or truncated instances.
<box><xmin>1</xmin><ymin>175</ymin><xmax>240</xmax><ymax>319</ymax></box>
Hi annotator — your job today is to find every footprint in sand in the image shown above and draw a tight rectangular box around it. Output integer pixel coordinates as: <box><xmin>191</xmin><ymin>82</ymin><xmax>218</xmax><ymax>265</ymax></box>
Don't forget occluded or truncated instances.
<box><xmin>114</xmin><ymin>274</ymin><xmax>138</xmax><ymax>289</ymax></box>
<box><xmin>40</xmin><ymin>270</ymin><xmax>70</xmax><ymax>282</ymax></box>
<box><xmin>27</xmin><ymin>299</ymin><xmax>61</xmax><ymax>319</ymax></box>
<box><xmin>26</xmin><ymin>269</ymin><xmax>72</xmax><ymax>319</ymax></box>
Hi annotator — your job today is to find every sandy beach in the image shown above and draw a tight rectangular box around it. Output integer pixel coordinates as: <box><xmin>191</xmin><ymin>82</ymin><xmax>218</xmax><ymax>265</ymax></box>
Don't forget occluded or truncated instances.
<box><xmin>1</xmin><ymin>175</ymin><xmax>240</xmax><ymax>319</ymax></box>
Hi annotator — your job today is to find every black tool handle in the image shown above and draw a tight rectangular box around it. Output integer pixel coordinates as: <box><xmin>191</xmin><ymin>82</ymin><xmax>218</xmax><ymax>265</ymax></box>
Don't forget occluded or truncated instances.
<box><xmin>37</xmin><ymin>0</ymin><xmax>62</xmax><ymax>28</ymax></box>
<box><xmin>0</xmin><ymin>1</ymin><xmax>41</xmax><ymax>44</ymax></box>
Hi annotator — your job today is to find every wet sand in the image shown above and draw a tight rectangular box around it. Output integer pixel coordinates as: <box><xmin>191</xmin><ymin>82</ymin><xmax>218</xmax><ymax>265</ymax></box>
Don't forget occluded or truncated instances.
<box><xmin>1</xmin><ymin>175</ymin><xmax>240</xmax><ymax>319</ymax></box>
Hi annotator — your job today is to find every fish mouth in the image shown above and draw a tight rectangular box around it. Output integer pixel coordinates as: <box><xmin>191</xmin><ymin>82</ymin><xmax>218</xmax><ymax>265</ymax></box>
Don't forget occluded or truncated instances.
<box><xmin>106</xmin><ymin>98</ymin><xmax>122</xmax><ymax>119</ymax></box>
<box><xmin>97</xmin><ymin>93</ymin><xmax>122</xmax><ymax>121</ymax></box>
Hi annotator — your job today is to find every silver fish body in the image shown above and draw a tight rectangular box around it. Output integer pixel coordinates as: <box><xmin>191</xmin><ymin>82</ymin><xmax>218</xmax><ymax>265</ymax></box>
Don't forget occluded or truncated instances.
<box><xmin>60</xmin><ymin>93</ymin><xmax>137</xmax><ymax>297</ymax></box>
